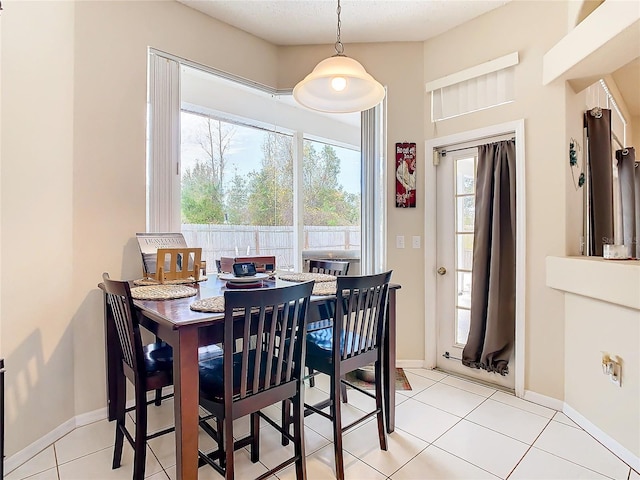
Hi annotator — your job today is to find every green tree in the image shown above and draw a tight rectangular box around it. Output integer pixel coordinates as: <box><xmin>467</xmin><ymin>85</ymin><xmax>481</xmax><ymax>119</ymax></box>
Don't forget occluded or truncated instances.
<box><xmin>181</xmin><ymin>161</ymin><xmax>225</xmax><ymax>223</ymax></box>
<box><xmin>303</xmin><ymin>142</ymin><xmax>360</xmax><ymax>226</ymax></box>
<box><xmin>225</xmin><ymin>168</ymin><xmax>251</xmax><ymax>224</ymax></box>
<box><xmin>247</xmin><ymin>132</ymin><xmax>294</xmax><ymax>225</ymax></box>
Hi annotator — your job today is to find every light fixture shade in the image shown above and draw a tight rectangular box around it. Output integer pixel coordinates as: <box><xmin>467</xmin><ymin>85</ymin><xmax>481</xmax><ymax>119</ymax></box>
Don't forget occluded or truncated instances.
<box><xmin>293</xmin><ymin>55</ymin><xmax>385</xmax><ymax>113</ymax></box>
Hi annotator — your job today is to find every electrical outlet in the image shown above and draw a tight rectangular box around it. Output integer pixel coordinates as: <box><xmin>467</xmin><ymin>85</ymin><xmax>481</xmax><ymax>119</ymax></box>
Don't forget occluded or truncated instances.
<box><xmin>412</xmin><ymin>236</ymin><xmax>421</xmax><ymax>248</ymax></box>
<box><xmin>602</xmin><ymin>353</ymin><xmax>622</xmax><ymax>387</ymax></box>
<box><xmin>396</xmin><ymin>235</ymin><xmax>405</xmax><ymax>249</ymax></box>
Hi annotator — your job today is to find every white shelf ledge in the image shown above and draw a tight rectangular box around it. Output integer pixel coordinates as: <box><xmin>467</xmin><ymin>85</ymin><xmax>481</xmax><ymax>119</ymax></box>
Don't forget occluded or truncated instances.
<box><xmin>546</xmin><ymin>256</ymin><xmax>640</xmax><ymax>310</ymax></box>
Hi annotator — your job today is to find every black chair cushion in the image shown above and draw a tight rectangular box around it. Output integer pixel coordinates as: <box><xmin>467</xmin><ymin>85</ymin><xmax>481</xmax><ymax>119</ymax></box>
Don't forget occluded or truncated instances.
<box><xmin>142</xmin><ymin>342</ymin><xmax>173</xmax><ymax>372</ymax></box>
<box><xmin>143</xmin><ymin>342</ymin><xmax>222</xmax><ymax>373</ymax></box>
<box><xmin>306</xmin><ymin>327</ymin><xmax>360</xmax><ymax>361</ymax></box>
<box><xmin>199</xmin><ymin>350</ymin><xmax>287</xmax><ymax>402</ymax></box>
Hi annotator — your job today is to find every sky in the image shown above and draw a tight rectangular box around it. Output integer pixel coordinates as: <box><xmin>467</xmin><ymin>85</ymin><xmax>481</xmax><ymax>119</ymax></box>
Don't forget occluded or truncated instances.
<box><xmin>181</xmin><ymin>112</ymin><xmax>361</xmax><ymax>195</ymax></box>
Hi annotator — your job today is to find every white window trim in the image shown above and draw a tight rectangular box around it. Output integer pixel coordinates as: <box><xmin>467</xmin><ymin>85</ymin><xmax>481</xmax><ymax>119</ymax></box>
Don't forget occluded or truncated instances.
<box><xmin>146</xmin><ymin>50</ymin><xmax>386</xmax><ymax>271</ymax></box>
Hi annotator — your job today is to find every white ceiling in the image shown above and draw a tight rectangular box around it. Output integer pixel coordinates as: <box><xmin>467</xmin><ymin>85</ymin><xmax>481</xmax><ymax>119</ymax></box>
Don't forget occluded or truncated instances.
<box><xmin>178</xmin><ymin>0</ymin><xmax>639</xmax><ymax>117</ymax></box>
<box><xmin>178</xmin><ymin>0</ymin><xmax>510</xmax><ymax>45</ymax></box>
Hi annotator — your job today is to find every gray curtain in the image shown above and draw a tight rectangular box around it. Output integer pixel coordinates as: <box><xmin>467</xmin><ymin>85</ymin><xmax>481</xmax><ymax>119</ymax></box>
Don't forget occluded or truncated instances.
<box><xmin>462</xmin><ymin>139</ymin><xmax>516</xmax><ymax>375</ymax></box>
<box><xmin>585</xmin><ymin>109</ymin><xmax>614</xmax><ymax>256</ymax></box>
<box><xmin>617</xmin><ymin>147</ymin><xmax>639</xmax><ymax>258</ymax></box>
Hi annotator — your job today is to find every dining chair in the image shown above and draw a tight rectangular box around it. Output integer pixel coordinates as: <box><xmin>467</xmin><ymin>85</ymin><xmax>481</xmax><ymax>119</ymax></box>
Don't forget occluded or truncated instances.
<box><xmin>102</xmin><ymin>273</ymin><xmax>176</xmax><ymax>480</ymax></box>
<box><xmin>307</xmin><ymin>259</ymin><xmax>349</xmax><ymax>276</ymax></box>
<box><xmin>197</xmin><ymin>281</ymin><xmax>314</xmax><ymax>480</ymax></box>
<box><xmin>302</xmin><ymin>271</ymin><xmax>393</xmax><ymax>480</ymax></box>
<box><xmin>306</xmin><ymin>259</ymin><xmax>349</xmax><ymax>396</ymax></box>
<box><xmin>102</xmin><ymin>273</ymin><xmax>221</xmax><ymax>480</ymax></box>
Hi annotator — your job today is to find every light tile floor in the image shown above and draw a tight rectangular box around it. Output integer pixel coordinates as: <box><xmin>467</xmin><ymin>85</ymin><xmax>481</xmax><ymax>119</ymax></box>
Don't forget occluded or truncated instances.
<box><xmin>5</xmin><ymin>368</ymin><xmax>638</xmax><ymax>480</ymax></box>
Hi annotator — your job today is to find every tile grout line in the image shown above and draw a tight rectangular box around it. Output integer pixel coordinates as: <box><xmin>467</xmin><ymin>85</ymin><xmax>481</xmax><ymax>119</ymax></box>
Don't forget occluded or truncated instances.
<box><xmin>503</xmin><ymin>415</ymin><xmax>553</xmax><ymax>479</ymax></box>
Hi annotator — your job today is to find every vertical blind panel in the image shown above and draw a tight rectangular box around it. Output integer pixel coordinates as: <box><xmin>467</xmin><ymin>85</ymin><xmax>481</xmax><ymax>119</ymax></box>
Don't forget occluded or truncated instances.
<box><xmin>361</xmin><ymin>104</ymin><xmax>386</xmax><ymax>275</ymax></box>
<box><xmin>432</xmin><ymin>67</ymin><xmax>515</xmax><ymax>122</ymax></box>
<box><xmin>148</xmin><ymin>53</ymin><xmax>180</xmax><ymax>232</ymax></box>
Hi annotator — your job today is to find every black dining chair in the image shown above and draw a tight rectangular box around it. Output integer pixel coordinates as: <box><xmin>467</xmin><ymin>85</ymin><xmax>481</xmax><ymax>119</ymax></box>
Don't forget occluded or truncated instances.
<box><xmin>102</xmin><ymin>273</ymin><xmax>221</xmax><ymax>480</ymax></box>
<box><xmin>306</xmin><ymin>259</ymin><xmax>349</xmax><ymax>394</ymax></box>
<box><xmin>307</xmin><ymin>259</ymin><xmax>349</xmax><ymax>276</ymax></box>
<box><xmin>197</xmin><ymin>281</ymin><xmax>314</xmax><ymax>480</ymax></box>
<box><xmin>301</xmin><ymin>271</ymin><xmax>393</xmax><ymax>480</ymax></box>
<box><xmin>102</xmin><ymin>273</ymin><xmax>176</xmax><ymax>480</ymax></box>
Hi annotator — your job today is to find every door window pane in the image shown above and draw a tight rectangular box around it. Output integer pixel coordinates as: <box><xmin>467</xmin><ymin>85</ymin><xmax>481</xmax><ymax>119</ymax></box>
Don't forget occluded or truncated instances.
<box><xmin>456</xmin><ymin>233</ymin><xmax>474</xmax><ymax>270</ymax></box>
<box><xmin>456</xmin><ymin>271</ymin><xmax>472</xmax><ymax>308</ymax></box>
<box><xmin>456</xmin><ymin>157</ymin><xmax>475</xmax><ymax>194</ymax></box>
<box><xmin>456</xmin><ymin>308</ymin><xmax>471</xmax><ymax>345</ymax></box>
<box><xmin>456</xmin><ymin>196</ymin><xmax>475</xmax><ymax>232</ymax></box>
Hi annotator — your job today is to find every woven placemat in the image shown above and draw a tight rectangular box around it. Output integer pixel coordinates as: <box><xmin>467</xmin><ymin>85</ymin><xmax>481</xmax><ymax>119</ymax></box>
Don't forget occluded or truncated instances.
<box><xmin>278</xmin><ymin>272</ymin><xmax>336</xmax><ymax>283</ymax></box>
<box><xmin>312</xmin><ymin>281</ymin><xmax>337</xmax><ymax>296</ymax></box>
<box><xmin>131</xmin><ymin>285</ymin><xmax>197</xmax><ymax>300</ymax></box>
<box><xmin>190</xmin><ymin>296</ymin><xmax>225</xmax><ymax>313</ymax></box>
<box><xmin>133</xmin><ymin>276</ymin><xmax>208</xmax><ymax>286</ymax></box>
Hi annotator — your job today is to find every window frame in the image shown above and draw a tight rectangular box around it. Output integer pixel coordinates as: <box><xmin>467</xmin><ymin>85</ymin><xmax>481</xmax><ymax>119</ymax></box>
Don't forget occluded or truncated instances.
<box><xmin>147</xmin><ymin>49</ymin><xmax>387</xmax><ymax>274</ymax></box>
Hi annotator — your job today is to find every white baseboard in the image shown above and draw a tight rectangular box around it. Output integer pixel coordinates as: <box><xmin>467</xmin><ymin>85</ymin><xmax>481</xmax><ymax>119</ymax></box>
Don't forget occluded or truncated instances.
<box><xmin>75</xmin><ymin>406</ymin><xmax>109</xmax><ymax>428</ymax></box>
<box><xmin>396</xmin><ymin>360</ymin><xmax>426</xmax><ymax>369</ymax></box>
<box><xmin>523</xmin><ymin>390</ymin><xmax>639</xmax><ymax>472</ymax></box>
<box><xmin>522</xmin><ymin>389</ymin><xmax>565</xmax><ymax>411</ymax></box>
<box><xmin>5</xmin><ymin>406</ymin><xmax>110</xmax><ymax>475</ymax></box>
<box><xmin>563</xmin><ymin>404</ymin><xmax>640</xmax><ymax>472</ymax></box>
<box><xmin>4</xmin><ymin>417</ymin><xmax>76</xmax><ymax>474</ymax></box>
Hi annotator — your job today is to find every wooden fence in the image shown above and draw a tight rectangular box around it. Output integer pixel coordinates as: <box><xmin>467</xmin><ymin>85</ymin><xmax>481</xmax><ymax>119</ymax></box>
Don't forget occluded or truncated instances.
<box><xmin>181</xmin><ymin>224</ymin><xmax>360</xmax><ymax>271</ymax></box>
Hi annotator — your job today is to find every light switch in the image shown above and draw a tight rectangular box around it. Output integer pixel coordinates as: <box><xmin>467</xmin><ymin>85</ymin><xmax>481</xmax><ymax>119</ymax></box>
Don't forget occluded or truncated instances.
<box><xmin>396</xmin><ymin>235</ymin><xmax>405</xmax><ymax>249</ymax></box>
<box><xmin>412</xmin><ymin>236</ymin><xmax>421</xmax><ymax>248</ymax></box>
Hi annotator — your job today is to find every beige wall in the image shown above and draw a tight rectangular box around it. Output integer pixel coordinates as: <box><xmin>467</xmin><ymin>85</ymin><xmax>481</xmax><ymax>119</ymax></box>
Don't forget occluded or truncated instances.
<box><xmin>1</xmin><ymin>0</ymin><xmax>76</xmax><ymax>454</ymax></box>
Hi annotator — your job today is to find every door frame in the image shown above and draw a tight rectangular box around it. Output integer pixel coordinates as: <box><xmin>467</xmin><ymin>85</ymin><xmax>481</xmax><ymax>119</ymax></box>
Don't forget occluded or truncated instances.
<box><xmin>424</xmin><ymin>119</ymin><xmax>526</xmax><ymax>398</ymax></box>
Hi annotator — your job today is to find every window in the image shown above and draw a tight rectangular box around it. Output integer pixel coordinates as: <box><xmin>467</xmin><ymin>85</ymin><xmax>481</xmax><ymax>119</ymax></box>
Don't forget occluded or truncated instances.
<box><xmin>426</xmin><ymin>52</ymin><xmax>518</xmax><ymax>122</ymax></box>
<box><xmin>585</xmin><ymin>79</ymin><xmax>628</xmax><ymax>245</ymax></box>
<box><xmin>147</xmin><ymin>50</ymin><xmax>385</xmax><ymax>274</ymax></box>
<box><xmin>454</xmin><ymin>152</ymin><xmax>477</xmax><ymax>345</ymax></box>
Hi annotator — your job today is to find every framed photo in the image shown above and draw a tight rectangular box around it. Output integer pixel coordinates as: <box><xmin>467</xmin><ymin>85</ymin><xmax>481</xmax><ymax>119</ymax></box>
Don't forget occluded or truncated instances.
<box><xmin>395</xmin><ymin>142</ymin><xmax>416</xmax><ymax>208</ymax></box>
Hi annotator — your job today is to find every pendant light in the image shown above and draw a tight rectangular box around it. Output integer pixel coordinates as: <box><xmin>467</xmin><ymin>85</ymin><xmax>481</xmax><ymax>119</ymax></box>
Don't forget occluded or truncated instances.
<box><xmin>293</xmin><ymin>0</ymin><xmax>385</xmax><ymax>113</ymax></box>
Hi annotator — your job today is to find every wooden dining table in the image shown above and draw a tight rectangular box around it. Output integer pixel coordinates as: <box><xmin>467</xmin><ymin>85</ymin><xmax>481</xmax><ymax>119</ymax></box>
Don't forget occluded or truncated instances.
<box><xmin>101</xmin><ymin>275</ymin><xmax>400</xmax><ymax>480</ymax></box>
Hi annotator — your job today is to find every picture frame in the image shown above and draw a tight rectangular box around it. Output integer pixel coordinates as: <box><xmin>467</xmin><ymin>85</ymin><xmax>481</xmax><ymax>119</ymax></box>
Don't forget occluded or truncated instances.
<box><xmin>395</xmin><ymin>142</ymin><xmax>417</xmax><ymax>208</ymax></box>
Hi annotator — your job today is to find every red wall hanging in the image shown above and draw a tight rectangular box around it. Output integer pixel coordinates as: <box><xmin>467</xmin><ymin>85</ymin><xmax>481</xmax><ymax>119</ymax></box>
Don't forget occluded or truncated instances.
<box><xmin>395</xmin><ymin>142</ymin><xmax>416</xmax><ymax>208</ymax></box>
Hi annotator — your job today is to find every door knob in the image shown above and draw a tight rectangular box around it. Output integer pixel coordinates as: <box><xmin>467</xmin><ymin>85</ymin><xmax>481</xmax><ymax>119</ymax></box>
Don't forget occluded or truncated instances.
<box><xmin>437</xmin><ymin>267</ymin><xmax>447</xmax><ymax>275</ymax></box>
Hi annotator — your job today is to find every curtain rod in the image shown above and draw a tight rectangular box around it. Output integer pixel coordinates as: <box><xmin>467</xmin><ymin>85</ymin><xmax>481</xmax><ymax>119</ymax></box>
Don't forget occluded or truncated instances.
<box><xmin>438</xmin><ymin>135</ymin><xmax>515</xmax><ymax>157</ymax></box>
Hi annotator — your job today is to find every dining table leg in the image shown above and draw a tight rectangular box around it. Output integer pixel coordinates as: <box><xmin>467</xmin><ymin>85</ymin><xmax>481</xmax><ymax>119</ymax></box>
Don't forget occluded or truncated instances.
<box><xmin>384</xmin><ymin>288</ymin><xmax>397</xmax><ymax>433</ymax></box>
<box><xmin>171</xmin><ymin>327</ymin><xmax>200</xmax><ymax>480</ymax></box>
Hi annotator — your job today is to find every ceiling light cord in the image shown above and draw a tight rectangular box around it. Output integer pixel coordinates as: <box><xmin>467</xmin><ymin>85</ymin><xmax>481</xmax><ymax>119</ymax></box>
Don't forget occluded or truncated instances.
<box><xmin>335</xmin><ymin>0</ymin><xmax>344</xmax><ymax>56</ymax></box>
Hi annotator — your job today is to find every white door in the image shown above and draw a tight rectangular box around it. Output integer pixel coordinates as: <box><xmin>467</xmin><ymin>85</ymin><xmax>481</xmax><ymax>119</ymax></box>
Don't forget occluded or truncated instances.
<box><xmin>435</xmin><ymin>146</ymin><xmax>515</xmax><ymax>389</ymax></box>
